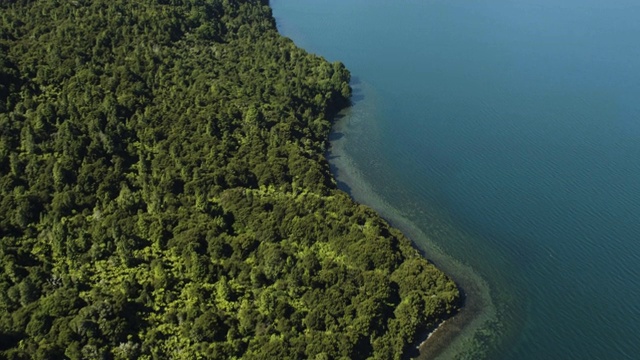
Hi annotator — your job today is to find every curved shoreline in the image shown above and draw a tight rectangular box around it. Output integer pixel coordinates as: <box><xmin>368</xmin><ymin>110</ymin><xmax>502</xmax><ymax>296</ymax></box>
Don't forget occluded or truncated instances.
<box><xmin>270</xmin><ymin>2</ymin><xmax>502</xmax><ymax>357</ymax></box>
<box><xmin>327</xmin><ymin>100</ymin><xmax>500</xmax><ymax>359</ymax></box>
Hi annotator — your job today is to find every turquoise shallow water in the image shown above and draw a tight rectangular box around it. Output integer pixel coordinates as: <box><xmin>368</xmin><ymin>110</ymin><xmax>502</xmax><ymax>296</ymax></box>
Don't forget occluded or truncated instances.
<box><xmin>272</xmin><ymin>0</ymin><xmax>640</xmax><ymax>359</ymax></box>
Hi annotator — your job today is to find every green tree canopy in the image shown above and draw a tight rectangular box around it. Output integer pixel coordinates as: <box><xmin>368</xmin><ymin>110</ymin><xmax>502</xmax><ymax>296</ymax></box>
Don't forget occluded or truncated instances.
<box><xmin>0</xmin><ymin>0</ymin><xmax>459</xmax><ymax>359</ymax></box>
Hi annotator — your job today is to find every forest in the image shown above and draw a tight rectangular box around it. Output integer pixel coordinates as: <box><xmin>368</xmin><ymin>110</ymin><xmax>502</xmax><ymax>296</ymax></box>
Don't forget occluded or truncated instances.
<box><xmin>0</xmin><ymin>0</ymin><xmax>460</xmax><ymax>359</ymax></box>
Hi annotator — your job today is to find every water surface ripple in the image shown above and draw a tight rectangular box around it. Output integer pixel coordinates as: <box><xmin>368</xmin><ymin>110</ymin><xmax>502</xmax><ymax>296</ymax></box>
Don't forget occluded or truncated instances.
<box><xmin>273</xmin><ymin>0</ymin><xmax>640</xmax><ymax>358</ymax></box>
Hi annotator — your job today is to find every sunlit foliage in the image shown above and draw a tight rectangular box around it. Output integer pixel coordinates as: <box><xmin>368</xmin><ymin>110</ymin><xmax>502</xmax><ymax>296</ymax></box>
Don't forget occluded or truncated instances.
<box><xmin>0</xmin><ymin>0</ymin><xmax>459</xmax><ymax>359</ymax></box>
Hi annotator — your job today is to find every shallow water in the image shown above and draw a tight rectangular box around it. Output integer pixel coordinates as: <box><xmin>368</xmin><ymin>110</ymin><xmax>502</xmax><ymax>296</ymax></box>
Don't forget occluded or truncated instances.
<box><xmin>272</xmin><ymin>0</ymin><xmax>640</xmax><ymax>359</ymax></box>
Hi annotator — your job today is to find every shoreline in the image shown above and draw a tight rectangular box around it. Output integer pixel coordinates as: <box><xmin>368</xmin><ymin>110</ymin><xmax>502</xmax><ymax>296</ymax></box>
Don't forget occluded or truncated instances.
<box><xmin>415</xmin><ymin>270</ymin><xmax>490</xmax><ymax>359</ymax></box>
<box><xmin>269</xmin><ymin>2</ymin><xmax>502</xmax><ymax>357</ymax></box>
<box><xmin>327</xmin><ymin>99</ymin><xmax>500</xmax><ymax>359</ymax></box>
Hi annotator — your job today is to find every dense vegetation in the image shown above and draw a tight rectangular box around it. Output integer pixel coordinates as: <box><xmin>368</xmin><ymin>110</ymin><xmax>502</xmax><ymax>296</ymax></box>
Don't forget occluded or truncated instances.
<box><xmin>0</xmin><ymin>0</ymin><xmax>460</xmax><ymax>359</ymax></box>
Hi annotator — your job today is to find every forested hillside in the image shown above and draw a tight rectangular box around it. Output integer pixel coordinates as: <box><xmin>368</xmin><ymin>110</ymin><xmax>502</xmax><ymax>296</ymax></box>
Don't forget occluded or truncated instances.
<box><xmin>0</xmin><ymin>0</ymin><xmax>460</xmax><ymax>359</ymax></box>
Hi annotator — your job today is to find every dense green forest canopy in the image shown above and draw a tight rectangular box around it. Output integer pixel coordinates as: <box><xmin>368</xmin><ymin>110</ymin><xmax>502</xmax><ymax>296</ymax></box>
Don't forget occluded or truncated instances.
<box><xmin>0</xmin><ymin>0</ymin><xmax>460</xmax><ymax>359</ymax></box>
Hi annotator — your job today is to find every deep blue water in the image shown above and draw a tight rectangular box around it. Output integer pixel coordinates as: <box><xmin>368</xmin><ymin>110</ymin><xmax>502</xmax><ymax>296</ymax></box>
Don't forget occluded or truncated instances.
<box><xmin>272</xmin><ymin>0</ymin><xmax>640</xmax><ymax>359</ymax></box>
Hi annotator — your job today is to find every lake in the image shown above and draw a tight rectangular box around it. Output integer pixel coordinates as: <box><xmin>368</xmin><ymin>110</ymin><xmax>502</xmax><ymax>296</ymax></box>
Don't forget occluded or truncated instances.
<box><xmin>271</xmin><ymin>0</ymin><xmax>640</xmax><ymax>359</ymax></box>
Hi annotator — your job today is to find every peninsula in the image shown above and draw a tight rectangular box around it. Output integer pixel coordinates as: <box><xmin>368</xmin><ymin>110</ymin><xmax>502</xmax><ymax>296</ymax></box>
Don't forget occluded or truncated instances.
<box><xmin>0</xmin><ymin>0</ymin><xmax>459</xmax><ymax>358</ymax></box>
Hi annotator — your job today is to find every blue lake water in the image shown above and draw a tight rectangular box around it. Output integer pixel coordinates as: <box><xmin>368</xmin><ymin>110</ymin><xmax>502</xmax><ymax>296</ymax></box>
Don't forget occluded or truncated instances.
<box><xmin>272</xmin><ymin>0</ymin><xmax>640</xmax><ymax>359</ymax></box>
